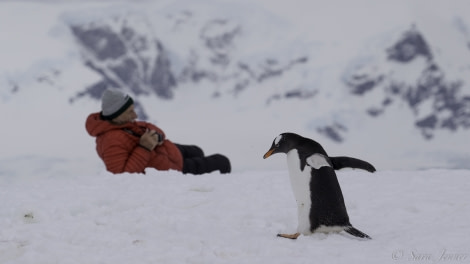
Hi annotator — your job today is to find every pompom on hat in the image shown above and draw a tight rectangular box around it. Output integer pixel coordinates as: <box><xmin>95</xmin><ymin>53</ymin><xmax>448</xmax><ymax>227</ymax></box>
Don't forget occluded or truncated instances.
<box><xmin>100</xmin><ymin>89</ymin><xmax>134</xmax><ymax>120</ymax></box>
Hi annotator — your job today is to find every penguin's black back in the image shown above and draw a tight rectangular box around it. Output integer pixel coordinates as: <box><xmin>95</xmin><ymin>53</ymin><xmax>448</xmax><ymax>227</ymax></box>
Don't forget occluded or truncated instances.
<box><xmin>283</xmin><ymin>133</ymin><xmax>329</xmax><ymax>171</ymax></box>
<box><xmin>284</xmin><ymin>133</ymin><xmax>327</xmax><ymax>155</ymax></box>
<box><xmin>281</xmin><ymin>133</ymin><xmax>376</xmax><ymax>173</ymax></box>
<box><xmin>309</xmin><ymin>166</ymin><xmax>350</xmax><ymax>231</ymax></box>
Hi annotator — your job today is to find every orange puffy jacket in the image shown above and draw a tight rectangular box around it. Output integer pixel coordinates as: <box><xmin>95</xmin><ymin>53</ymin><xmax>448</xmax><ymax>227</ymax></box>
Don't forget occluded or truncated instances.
<box><xmin>85</xmin><ymin>112</ymin><xmax>183</xmax><ymax>174</ymax></box>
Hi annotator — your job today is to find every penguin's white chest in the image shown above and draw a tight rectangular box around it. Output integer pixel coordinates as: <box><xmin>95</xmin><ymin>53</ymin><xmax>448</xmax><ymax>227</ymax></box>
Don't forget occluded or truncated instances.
<box><xmin>286</xmin><ymin>150</ymin><xmax>331</xmax><ymax>235</ymax></box>
<box><xmin>286</xmin><ymin>150</ymin><xmax>313</xmax><ymax>234</ymax></box>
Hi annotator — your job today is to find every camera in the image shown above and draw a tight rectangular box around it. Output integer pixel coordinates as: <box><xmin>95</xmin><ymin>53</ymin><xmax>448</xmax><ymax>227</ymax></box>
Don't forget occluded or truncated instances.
<box><xmin>153</xmin><ymin>132</ymin><xmax>163</xmax><ymax>142</ymax></box>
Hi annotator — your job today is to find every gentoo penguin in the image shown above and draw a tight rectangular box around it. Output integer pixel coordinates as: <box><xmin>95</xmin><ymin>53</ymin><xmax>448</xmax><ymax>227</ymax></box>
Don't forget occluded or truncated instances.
<box><xmin>263</xmin><ymin>132</ymin><xmax>374</xmax><ymax>240</ymax></box>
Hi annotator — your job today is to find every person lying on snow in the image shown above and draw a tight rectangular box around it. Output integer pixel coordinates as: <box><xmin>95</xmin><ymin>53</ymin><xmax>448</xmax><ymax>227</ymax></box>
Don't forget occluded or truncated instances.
<box><xmin>85</xmin><ymin>89</ymin><xmax>231</xmax><ymax>175</ymax></box>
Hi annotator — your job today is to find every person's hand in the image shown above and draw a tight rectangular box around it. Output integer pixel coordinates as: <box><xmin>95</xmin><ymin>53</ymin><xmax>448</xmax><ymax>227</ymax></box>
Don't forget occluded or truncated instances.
<box><xmin>139</xmin><ymin>129</ymin><xmax>162</xmax><ymax>151</ymax></box>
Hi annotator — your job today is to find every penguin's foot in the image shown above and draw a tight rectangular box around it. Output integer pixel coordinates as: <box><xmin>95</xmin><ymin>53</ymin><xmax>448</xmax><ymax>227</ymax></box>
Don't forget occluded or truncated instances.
<box><xmin>277</xmin><ymin>233</ymin><xmax>300</xmax><ymax>240</ymax></box>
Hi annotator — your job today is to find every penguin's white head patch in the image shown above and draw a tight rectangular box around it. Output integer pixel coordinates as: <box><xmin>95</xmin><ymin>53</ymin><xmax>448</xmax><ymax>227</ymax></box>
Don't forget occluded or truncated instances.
<box><xmin>274</xmin><ymin>135</ymin><xmax>283</xmax><ymax>145</ymax></box>
<box><xmin>306</xmin><ymin>153</ymin><xmax>332</xmax><ymax>169</ymax></box>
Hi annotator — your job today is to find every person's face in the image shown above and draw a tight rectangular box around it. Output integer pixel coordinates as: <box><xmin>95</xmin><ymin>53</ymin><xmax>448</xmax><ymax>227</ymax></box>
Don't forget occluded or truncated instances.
<box><xmin>111</xmin><ymin>104</ymin><xmax>137</xmax><ymax>125</ymax></box>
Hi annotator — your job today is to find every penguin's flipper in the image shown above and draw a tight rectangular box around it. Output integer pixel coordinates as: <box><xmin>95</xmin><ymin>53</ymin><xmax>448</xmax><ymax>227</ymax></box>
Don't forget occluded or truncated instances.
<box><xmin>344</xmin><ymin>226</ymin><xmax>371</xmax><ymax>239</ymax></box>
<box><xmin>277</xmin><ymin>232</ymin><xmax>300</xmax><ymax>240</ymax></box>
<box><xmin>330</xmin><ymin>156</ymin><xmax>376</xmax><ymax>172</ymax></box>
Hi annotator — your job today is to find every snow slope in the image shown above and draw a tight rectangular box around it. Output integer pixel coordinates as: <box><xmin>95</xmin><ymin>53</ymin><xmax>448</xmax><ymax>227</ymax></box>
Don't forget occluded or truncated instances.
<box><xmin>1</xmin><ymin>166</ymin><xmax>469</xmax><ymax>263</ymax></box>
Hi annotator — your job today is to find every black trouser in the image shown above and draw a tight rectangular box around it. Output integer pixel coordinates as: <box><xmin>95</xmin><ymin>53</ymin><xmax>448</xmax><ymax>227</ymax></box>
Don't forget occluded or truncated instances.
<box><xmin>175</xmin><ymin>144</ymin><xmax>231</xmax><ymax>175</ymax></box>
<box><xmin>175</xmin><ymin>144</ymin><xmax>205</xmax><ymax>159</ymax></box>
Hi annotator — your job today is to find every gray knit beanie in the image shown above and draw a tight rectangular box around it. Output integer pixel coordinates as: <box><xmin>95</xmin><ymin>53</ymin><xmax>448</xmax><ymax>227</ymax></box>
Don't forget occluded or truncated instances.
<box><xmin>100</xmin><ymin>89</ymin><xmax>134</xmax><ymax>120</ymax></box>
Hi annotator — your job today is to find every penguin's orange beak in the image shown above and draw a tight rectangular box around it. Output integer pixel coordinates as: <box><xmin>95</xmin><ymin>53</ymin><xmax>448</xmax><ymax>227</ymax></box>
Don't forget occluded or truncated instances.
<box><xmin>263</xmin><ymin>149</ymin><xmax>274</xmax><ymax>159</ymax></box>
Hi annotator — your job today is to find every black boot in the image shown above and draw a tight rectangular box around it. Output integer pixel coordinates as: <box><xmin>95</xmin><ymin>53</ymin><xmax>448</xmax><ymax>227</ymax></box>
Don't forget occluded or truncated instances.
<box><xmin>182</xmin><ymin>154</ymin><xmax>231</xmax><ymax>175</ymax></box>
<box><xmin>207</xmin><ymin>154</ymin><xmax>231</xmax><ymax>174</ymax></box>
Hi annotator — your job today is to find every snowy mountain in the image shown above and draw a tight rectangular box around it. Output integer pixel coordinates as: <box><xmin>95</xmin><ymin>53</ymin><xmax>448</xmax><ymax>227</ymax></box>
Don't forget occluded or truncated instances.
<box><xmin>345</xmin><ymin>26</ymin><xmax>470</xmax><ymax>140</ymax></box>
<box><xmin>66</xmin><ymin>5</ymin><xmax>310</xmax><ymax>120</ymax></box>
<box><xmin>1</xmin><ymin>0</ymin><xmax>470</xmax><ymax>171</ymax></box>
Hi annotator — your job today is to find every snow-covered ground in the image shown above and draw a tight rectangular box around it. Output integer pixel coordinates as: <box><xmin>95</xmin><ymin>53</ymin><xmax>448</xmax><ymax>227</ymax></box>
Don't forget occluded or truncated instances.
<box><xmin>1</xmin><ymin>0</ymin><xmax>470</xmax><ymax>172</ymax></box>
<box><xmin>1</xmin><ymin>165</ymin><xmax>469</xmax><ymax>264</ymax></box>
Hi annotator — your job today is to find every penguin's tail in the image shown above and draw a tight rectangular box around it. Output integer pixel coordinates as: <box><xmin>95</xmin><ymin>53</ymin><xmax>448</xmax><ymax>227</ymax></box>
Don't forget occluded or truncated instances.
<box><xmin>344</xmin><ymin>226</ymin><xmax>371</xmax><ymax>240</ymax></box>
<box><xmin>330</xmin><ymin>156</ymin><xmax>376</xmax><ymax>173</ymax></box>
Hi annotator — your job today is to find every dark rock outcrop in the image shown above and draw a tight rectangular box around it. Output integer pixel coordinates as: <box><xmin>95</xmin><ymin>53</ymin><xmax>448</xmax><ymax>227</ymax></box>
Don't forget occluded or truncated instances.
<box><xmin>69</xmin><ymin>15</ymin><xmax>176</xmax><ymax>106</ymax></box>
<box><xmin>345</xmin><ymin>27</ymin><xmax>470</xmax><ymax>139</ymax></box>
